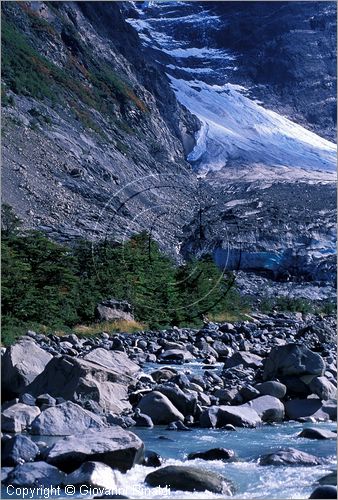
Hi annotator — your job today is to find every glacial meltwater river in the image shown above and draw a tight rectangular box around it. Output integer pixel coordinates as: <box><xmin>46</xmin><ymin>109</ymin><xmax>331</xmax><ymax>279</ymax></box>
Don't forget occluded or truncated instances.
<box><xmin>2</xmin><ymin>362</ymin><xmax>336</xmax><ymax>499</ymax></box>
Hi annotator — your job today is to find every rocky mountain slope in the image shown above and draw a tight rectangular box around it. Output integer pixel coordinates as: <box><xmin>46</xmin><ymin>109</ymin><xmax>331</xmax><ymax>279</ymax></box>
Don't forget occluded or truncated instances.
<box><xmin>2</xmin><ymin>1</ymin><xmax>199</xmax><ymax>252</ymax></box>
<box><xmin>128</xmin><ymin>1</ymin><xmax>337</xmax><ymax>287</ymax></box>
<box><xmin>1</xmin><ymin>1</ymin><xmax>337</xmax><ymax>296</ymax></box>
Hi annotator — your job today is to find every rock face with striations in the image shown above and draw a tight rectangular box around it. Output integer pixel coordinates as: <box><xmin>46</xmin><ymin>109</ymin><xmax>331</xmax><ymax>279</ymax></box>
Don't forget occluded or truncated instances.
<box><xmin>30</xmin><ymin>401</ymin><xmax>107</xmax><ymax>436</ymax></box>
<box><xmin>95</xmin><ymin>300</ymin><xmax>134</xmax><ymax>322</ymax></box>
<box><xmin>1</xmin><ymin>1</ymin><xmax>198</xmax><ymax>253</ymax></box>
<box><xmin>145</xmin><ymin>465</ymin><xmax>234</xmax><ymax>495</ymax></box>
<box><xmin>263</xmin><ymin>344</ymin><xmax>326</xmax><ymax>380</ymax></box>
<box><xmin>26</xmin><ymin>350</ymin><xmax>139</xmax><ymax>414</ymax></box>
<box><xmin>1</xmin><ymin>337</ymin><xmax>52</xmax><ymax>399</ymax></box>
<box><xmin>46</xmin><ymin>427</ymin><xmax>144</xmax><ymax>473</ymax></box>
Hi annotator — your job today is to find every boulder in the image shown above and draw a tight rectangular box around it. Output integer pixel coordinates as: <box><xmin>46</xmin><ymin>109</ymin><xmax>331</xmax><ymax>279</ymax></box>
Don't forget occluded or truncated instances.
<box><xmin>1</xmin><ymin>403</ymin><xmax>40</xmax><ymax>433</ymax></box>
<box><xmin>187</xmin><ymin>448</ymin><xmax>235</xmax><ymax>461</ymax></box>
<box><xmin>212</xmin><ymin>341</ymin><xmax>232</xmax><ymax>358</ymax></box>
<box><xmin>213</xmin><ymin>388</ymin><xmax>237</xmax><ymax>404</ymax></box>
<box><xmin>36</xmin><ymin>394</ymin><xmax>56</xmax><ymax>409</ymax></box>
<box><xmin>145</xmin><ymin>465</ymin><xmax>234</xmax><ymax>494</ymax></box>
<box><xmin>263</xmin><ymin>344</ymin><xmax>325</xmax><ymax>380</ymax></box>
<box><xmin>218</xmin><ymin>406</ymin><xmax>261</xmax><ymax>428</ymax></box>
<box><xmin>95</xmin><ymin>299</ymin><xmax>134</xmax><ymax>322</ymax></box>
<box><xmin>107</xmin><ymin>415</ymin><xmax>136</xmax><ymax>429</ymax></box>
<box><xmin>133</xmin><ymin>409</ymin><xmax>153</xmax><ymax>428</ymax></box>
<box><xmin>309</xmin><ymin>486</ymin><xmax>337</xmax><ymax>499</ymax></box>
<box><xmin>259</xmin><ymin>448</ymin><xmax>321</xmax><ymax>466</ymax></box>
<box><xmin>30</xmin><ymin>401</ymin><xmax>107</xmax><ymax>435</ymax></box>
<box><xmin>298</xmin><ymin>428</ymin><xmax>336</xmax><ymax>440</ymax></box>
<box><xmin>1</xmin><ymin>467</ymin><xmax>14</xmax><ymax>483</ymax></box>
<box><xmin>318</xmin><ymin>471</ymin><xmax>337</xmax><ymax>486</ymax></box>
<box><xmin>1</xmin><ymin>337</ymin><xmax>52</xmax><ymax>398</ymax></box>
<box><xmin>166</xmin><ymin>421</ymin><xmax>191</xmax><ymax>431</ymax></box>
<box><xmin>308</xmin><ymin>377</ymin><xmax>337</xmax><ymax>400</ymax></box>
<box><xmin>320</xmin><ymin>400</ymin><xmax>337</xmax><ymax>421</ymax></box>
<box><xmin>19</xmin><ymin>394</ymin><xmax>37</xmax><ymax>406</ymax></box>
<box><xmin>2</xmin><ymin>435</ymin><xmax>39</xmax><ymax>466</ymax></box>
<box><xmin>83</xmin><ymin>349</ymin><xmax>139</xmax><ymax>376</ymax></box>
<box><xmin>46</xmin><ymin>427</ymin><xmax>144</xmax><ymax>473</ymax></box>
<box><xmin>200</xmin><ymin>405</ymin><xmax>261</xmax><ymax>428</ymax></box>
<box><xmin>136</xmin><ymin>391</ymin><xmax>184</xmax><ymax>425</ymax></box>
<box><xmin>225</xmin><ymin>351</ymin><xmax>263</xmax><ymax>369</ymax></box>
<box><xmin>245</xmin><ymin>396</ymin><xmax>285</xmax><ymax>422</ymax></box>
<box><xmin>159</xmin><ymin>349</ymin><xmax>194</xmax><ymax>363</ymax></box>
<box><xmin>67</xmin><ymin>461</ymin><xmax>116</xmax><ymax>489</ymax></box>
<box><xmin>26</xmin><ymin>353</ymin><xmax>136</xmax><ymax>414</ymax></box>
<box><xmin>6</xmin><ymin>462</ymin><xmax>66</xmax><ymax>486</ymax></box>
<box><xmin>285</xmin><ymin>399</ymin><xmax>323</xmax><ymax>420</ymax></box>
<box><xmin>238</xmin><ymin>385</ymin><xmax>260</xmax><ymax>402</ymax></box>
<box><xmin>199</xmin><ymin>406</ymin><xmax>219</xmax><ymax>428</ymax></box>
<box><xmin>255</xmin><ymin>381</ymin><xmax>287</xmax><ymax>399</ymax></box>
<box><xmin>143</xmin><ymin>450</ymin><xmax>162</xmax><ymax>467</ymax></box>
<box><xmin>155</xmin><ymin>384</ymin><xmax>197</xmax><ymax>416</ymax></box>
<box><xmin>151</xmin><ymin>368</ymin><xmax>176</xmax><ymax>383</ymax></box>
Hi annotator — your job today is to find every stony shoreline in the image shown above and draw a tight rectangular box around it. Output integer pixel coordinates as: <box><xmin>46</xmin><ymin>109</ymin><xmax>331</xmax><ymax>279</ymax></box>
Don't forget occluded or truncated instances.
<box><xmin>1</xmin><ymin>312</ymin><xmax>337</xmax><ymax>498</ymax></box>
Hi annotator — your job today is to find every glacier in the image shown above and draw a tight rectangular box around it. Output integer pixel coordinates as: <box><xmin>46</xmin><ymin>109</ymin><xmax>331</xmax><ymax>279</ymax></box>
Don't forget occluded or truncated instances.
<box><xmin>128</xmin><ymin>3</ymin><xmax>336</xmax><ymax>181</ymax></box>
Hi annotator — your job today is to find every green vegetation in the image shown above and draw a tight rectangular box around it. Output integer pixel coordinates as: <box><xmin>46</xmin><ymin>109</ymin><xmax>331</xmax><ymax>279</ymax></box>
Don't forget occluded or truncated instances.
<box><xmin>1</xmin><ymin>14</ymin><xmax>147</xmax><ymax>122</ymax></box>
<box><xmin>259</xmin><ymin>295</ymin><xmax>336</xmax><ymax>316</ymax></box>
<box><xmin>1</xmin><ymin>205</ymin><xmax>246</xmax><ymax>345</ymax></box>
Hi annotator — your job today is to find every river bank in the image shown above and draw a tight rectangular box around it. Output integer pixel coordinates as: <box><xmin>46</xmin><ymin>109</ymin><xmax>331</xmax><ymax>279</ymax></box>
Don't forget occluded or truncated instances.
<box><xmin>1</xmin><ymin>312</ymin><xmax>337</xmax><ymax>499</ymax></box>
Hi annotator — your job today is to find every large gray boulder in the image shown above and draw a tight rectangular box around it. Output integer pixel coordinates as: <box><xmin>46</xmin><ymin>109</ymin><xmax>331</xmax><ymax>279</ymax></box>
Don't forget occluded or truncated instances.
<box><xmin>259</xmin><ymin>448</ymin><xmax>321</xmax><ymax>466</ymax></box>
<box><xmin>255</xmin><ymin>381</ymin><xmax>287</xmax><ymax>399</ymax></box>
<box><xmin>83</xmin><ymin>349</ymin><xmax>139</xmax><ymax>376</ymax></box>
<box><xmin>155</xmin><ymin>384</ymin><xmax>197</xmax><ymax>416</ymax></box>
<box><xmin>285</xmin><ymin>399</ymin><xmax>323</xmax><ymax>420</ymax></box>
<box><xmin>2</xmin><ymin>435</ymin><xmax>39</xmax><ymax>466</ymax></box>
<box><xmin>2</xmin><ymin>337</ymin><xmax>52</xmax><ymax>398</ymax></box>
<box><xmin>298</xmin><ymin>427</ymin><xmax>336</xmax><ymax>440</ymax></box>
<box><xmin>218</xmin><ymin>406</ymin><xmax>262</xmax><ymax>428</ymax></box>
<box><xmin>95</xmin><ymin>299</ymin><xmax>134</xmax><ymax>322</ymax></box>
<box><xmin>46</xmin><ymin>427</ymin><xmax>144</xmax><ymax>473</ymax></box>
<box><xmin>308</xmin><ymin>377</ymin><xmax>337</xmax><ymax>401</ymax></box>
<box><xmin>200</xmin><ymin>405</ymin><xmax>261</xmax><ymax>428</ymax></box>
<box><xmin>30</xmin><ymin>401</ymin><xmax>107</xmax><ymax>436</ymax></box>
<box><xmin>225</xmin><ymin>351</ymin><xmax>263</xmax><ymax>369</ymax></box>
<box><xmin>136</xmin><ymin>391</ymin><xmax>184</xmax><ymax>424</ymax></box>
<box><xmin>6</xmin><ymin>462</ymin><xmax>66</xmax><ymax>486</ymax></box>
<box><xmin>1</xmin><ymin>403</ymin><xmax>40</xmax><ymax>433</ymax></box>
<box><xmin>67</xmin><ymin>461</ymin><xmax>116</xmax><ymax>489</ymax></box>
<box><xmin>245</xmin><ymin>396</ymin><xmax>285</xmax><ymax>422</ymax></box>
<box><xmin>159</xmin><ymin>349</ymin><xmax>194</xmax><ymax>363</ymax></box>
<box><xmin>26</xmin><ymin>351</ymin><xmax>138</xmax><ymax>414</ymax></box>
<box><xmin>145</xmin><ymin>465</ymin><xmax>234</xmax><ymax>494</ymax></box>
<box><xmin>263</xmin><ymin>344</ymin><xmax>325</xmax><ymax>380</ymax></box>
<box><xmin>199</xmin><ymin>406</ymin><xmax>220</xmax><ymax>428</ymax></box>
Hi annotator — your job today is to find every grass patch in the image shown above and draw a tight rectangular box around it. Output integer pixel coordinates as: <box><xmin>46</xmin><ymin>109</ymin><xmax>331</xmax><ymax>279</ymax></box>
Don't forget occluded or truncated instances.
<box><xmin>1</xmin><ymin>16</ymin><xmax>147</xmax><ymax>122</ymax></box>
<box><xmin>73</xmin><ymin>319</ymin><xmax>147</xmax><ymax>336</ymax></box>
<box><xmin>259</xmin><ymin>296</ymin><xmax>337</xmax><ymax>316</ymax></box>
<box><xmin>209</xmin><ymin>310</ymin><xmax>252</xmax><ymax>323</ymax></box>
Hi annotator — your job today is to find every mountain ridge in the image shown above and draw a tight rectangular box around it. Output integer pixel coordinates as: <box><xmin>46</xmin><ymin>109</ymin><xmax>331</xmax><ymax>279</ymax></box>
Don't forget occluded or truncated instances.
<box><xmin>1</xmin><ymin>0</ymin><xmax>336</xmax><ymax>294</ymax></box>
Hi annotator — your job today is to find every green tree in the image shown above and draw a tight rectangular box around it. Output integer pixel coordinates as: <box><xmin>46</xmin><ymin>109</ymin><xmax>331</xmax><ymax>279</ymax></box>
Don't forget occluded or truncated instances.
<box><xmin>2</xmin><ymin>231</ymin><xmax>79</xmax><ymax>327</ymax></box>
<box><xmin>1</xmin><ymin>203</ymin><xmax>21</xmax><ymax>238</ymax></box>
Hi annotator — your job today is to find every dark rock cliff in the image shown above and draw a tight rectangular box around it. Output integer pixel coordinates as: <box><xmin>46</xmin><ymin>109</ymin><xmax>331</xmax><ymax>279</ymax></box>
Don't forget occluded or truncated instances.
<box><xmin>1</xmin><ymin>1</ymin><xmax>199</xmax><ymax>251</ymax></box>
<box><xmin>204</xmin><ymin>1</ymin><xmax>337</xmax><ymax>141</ymax></box>
<box><xmin>1</xmin><ymin>1</ymin><xmax>336</xmax><ymax>290</ymax></box>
